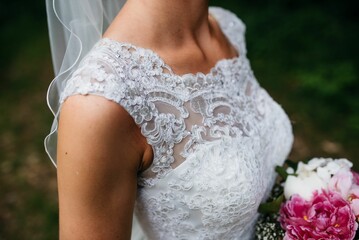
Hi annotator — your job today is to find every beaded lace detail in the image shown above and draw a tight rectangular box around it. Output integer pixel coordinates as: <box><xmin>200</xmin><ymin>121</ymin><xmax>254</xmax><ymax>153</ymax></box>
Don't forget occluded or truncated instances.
<box><xmin>60</xmin><ymin>7</ymin><xmax>293</xmax><ymax>239</ymax></box>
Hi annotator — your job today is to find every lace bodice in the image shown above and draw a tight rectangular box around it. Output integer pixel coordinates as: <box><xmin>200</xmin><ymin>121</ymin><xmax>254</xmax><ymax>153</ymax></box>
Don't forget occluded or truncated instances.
<box><xmin>60</xmin><ymin>7</ymin><xmax>293</xmax><ymax>240</ymax></box>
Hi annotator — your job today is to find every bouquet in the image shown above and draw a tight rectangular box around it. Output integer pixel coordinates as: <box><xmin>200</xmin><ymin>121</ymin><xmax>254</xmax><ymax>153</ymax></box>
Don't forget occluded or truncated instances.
<box><xmin>256</xmin><ymin>158</ymin><xmax>359</xmax><ymax>240</ymax></box>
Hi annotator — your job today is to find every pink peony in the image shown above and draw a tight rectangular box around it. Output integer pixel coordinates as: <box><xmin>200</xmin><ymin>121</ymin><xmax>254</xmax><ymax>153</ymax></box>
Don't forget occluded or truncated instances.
<box><xmin>348</xmin><ymin>185</ymin><xmax>359</xmax><ymax>217</ymax></box>
<box><xmin>329</xmin><ymin>169</ymin><xmax>359</xmax><ymax>218</ymax></box>
<box><xmin>329</xmin><ymin>169</ymin><xmax>353</xmax><ymax>199</ymax></box>
<box><xmin>280</xmin><ymin>190</ymin><xmax>358</xmax><ymax>240</ymax></box>
<box><xmin>352</xmin><ymin>171</ymin><xmax>359</xmax><ymax>185</ymax></box>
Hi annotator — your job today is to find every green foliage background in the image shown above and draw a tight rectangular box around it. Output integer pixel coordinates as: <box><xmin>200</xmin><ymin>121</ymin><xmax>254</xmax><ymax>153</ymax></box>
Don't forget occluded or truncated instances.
<box><xmin>0</xmin><ymin>0</ymin><xmax>358</xmax><ymax>239</ymax></box>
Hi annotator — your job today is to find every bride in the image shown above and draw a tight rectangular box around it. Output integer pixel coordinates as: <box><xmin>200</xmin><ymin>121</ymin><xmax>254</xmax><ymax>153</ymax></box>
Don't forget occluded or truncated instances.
<box><xmin>45</xmin><ymin>0</ymin><xmax>293</xmax><ymax>239</ymax></box>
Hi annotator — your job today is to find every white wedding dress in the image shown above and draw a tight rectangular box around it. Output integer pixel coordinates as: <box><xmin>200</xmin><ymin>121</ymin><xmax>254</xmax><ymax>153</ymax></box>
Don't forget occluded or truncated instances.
<box><xmin>59</xmin><ymin>7</ymin><xmax>293</xmax><ymax>240</ymax></box>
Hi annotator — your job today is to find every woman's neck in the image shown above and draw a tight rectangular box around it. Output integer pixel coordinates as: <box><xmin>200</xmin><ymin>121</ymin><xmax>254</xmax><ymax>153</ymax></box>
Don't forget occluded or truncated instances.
<box><xmin>108</xmin><ymin>0</ymin><xmax>211</xmax><ymax>48</ymax></box>
<box><xmin>143</xmin><ymin>0</ymin><xmax>210</xmax><ymax>33</ymax></box>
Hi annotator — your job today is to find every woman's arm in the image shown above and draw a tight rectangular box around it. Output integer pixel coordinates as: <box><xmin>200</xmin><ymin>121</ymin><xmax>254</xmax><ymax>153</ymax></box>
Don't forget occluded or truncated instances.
<box><xmin>57</xmin><ymin>95</ymin><xmax>146</xmax><ymax>240</ymax></box>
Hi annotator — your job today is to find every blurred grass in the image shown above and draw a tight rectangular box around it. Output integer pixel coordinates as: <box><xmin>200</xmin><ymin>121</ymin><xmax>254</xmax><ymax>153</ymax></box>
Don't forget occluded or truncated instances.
<box><xmin>0</xmin><ymin>1</ymin><xmax>58</xmax><ymax>239</ymax></box>
<box><xmin>0</xmin><ymin>0</ymin><xmax>358</xmax><ymax>239</ymax></box>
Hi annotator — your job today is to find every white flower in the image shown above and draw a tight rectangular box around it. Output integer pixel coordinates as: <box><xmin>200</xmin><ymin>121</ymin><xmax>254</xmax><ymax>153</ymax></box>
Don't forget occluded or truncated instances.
<box><xmin>332</xmin><ymin>158</ymin><xmax>353</xmax><ymax>170</ymax></box>
<box><xmin>316</xmin><ymin>166</ymin><xmax>332</xmax><ymax>183</ymax></box>
<box><xmin>305</xmin><ymin>158</ymin><xmax>352</xmax><ymax>174</ymax></box>
<box><xmin>284</xmin><ymin>173</ymin><xmax>326</xmax><ymax>201</ymax></box>
<box><xmin>283</xmin><ymin>158</ymin><xmax>354</xmax><ymax>201</ymax></box>
<box><xmin>305</xmin><ymin>158</ymin><xmax>328</xmax><ymax>171</ymax></box>
<box><xmin>286</xmin><ymin>167</ymin><xmax>295</xmax><ymax>174</ymax></box>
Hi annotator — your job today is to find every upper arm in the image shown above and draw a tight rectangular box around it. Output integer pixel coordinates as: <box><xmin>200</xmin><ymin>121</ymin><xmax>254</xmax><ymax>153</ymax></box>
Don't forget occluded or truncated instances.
<box><xmin>57</xmin><ymin>95</ymin><xmax>145</xmax><ymax>240</ymax></box>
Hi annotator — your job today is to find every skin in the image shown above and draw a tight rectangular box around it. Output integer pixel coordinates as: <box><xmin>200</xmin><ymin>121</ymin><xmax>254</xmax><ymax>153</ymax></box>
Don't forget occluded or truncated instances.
<box><xmin>104</xmin><ymin>0</ymin><xmax>238</xmax><ymax>75</ymax></box>
<box><xmin>57</xmin><ymin>0</ymin><xmax>238</xmax><ymax>239</ymax></box>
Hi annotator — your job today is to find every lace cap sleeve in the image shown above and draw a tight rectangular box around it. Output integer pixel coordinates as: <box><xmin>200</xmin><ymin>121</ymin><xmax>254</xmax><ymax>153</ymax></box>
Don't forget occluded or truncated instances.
<box><xmin>60</xmin><ymin>46</ymin><xmax>126</xmax><ymax>107</ymax></box>
<box><xmin>43</xmin><ymin>42</ymin><xmax>150</xmax><ymax>167</ymax></box>
<box><xmin>209</xmin><ymin>6</ymin><xmax>247</xmax><ymax>56</ymax></box>
<box><xmin>60</xmin><ymin>41</ymin><xmax>160</xmax><ymax>127</ymax></box>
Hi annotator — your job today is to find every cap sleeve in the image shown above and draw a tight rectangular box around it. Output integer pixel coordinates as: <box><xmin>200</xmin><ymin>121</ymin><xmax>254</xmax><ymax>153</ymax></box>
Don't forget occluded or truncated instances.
<box><xmin>44</xmin><ymin>41</ymin><xmax>158</xmax><ymax>169</ymax></box>
<box><xmin>60</xmin><ymin>42</ymin><xmax>157</xmax><ymax>126</ymax></box>
<box><xmin>209</xmin><ymin>6</ymin><xmax>247</xmax><ymax>56</ymax></box>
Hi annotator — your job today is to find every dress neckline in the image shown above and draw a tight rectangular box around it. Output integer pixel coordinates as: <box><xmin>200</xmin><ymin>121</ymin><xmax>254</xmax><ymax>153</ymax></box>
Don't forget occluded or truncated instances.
<box><xmin>100</xmin><ymin>7</ymin><xmax>244</xmax><ymax>79</ymax></box>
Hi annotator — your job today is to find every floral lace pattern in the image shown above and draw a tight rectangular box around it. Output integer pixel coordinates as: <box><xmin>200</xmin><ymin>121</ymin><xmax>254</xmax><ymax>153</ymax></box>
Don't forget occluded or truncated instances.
<box><xmin>60</xmin><ymin>7</ymin><xmax>293</xmax><ymax>240</ymax></box>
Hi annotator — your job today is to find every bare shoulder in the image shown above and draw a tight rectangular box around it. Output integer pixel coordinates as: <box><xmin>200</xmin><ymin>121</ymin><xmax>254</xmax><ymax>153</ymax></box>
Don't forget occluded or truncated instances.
<box><xmin>57</xmin><ymin>94</ymin><xmax>146</xmax><ymax>239</ymax></box>
<box><xmin>58</xmin><ymin>94</ymin><xmax>145</xmax><ymax>172</ymax></box>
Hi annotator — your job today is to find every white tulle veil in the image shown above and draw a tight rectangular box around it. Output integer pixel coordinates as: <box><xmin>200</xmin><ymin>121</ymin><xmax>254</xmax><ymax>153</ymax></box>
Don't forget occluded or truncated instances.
<box><xmin>45</xmin><ymin>0</ymin><xmax>126</xmax><ymax>165</ymax></box>
<box><xmin>45</xmin><ymin>0</ymin><xmax>145</xmax><ymax>239</ymax></box>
